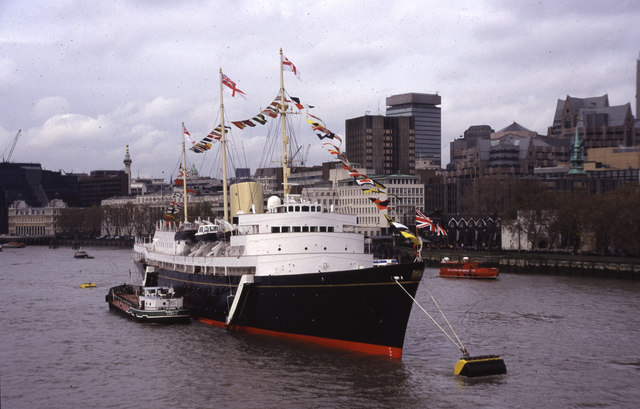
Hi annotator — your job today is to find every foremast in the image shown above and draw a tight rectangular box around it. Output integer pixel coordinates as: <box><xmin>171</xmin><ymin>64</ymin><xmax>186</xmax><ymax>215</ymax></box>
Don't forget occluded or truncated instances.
<box><xmin>279</xmin><ymin>48</ymin><xmax>291</xmax><ymax>197</ymax></box>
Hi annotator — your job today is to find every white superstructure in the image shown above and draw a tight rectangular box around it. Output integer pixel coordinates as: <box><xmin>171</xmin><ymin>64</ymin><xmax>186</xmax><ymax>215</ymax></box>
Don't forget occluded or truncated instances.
<box><xmin>134</xmin><ymin>195</ymin><xmax>374</xmax><ymax>277</ymax></box>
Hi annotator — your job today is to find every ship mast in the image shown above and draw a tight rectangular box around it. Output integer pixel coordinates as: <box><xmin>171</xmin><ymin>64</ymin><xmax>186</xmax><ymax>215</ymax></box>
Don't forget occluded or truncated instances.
<box><xmin>181</xmin><ymin>121</ymin><xmax>188</xmax><ymax>222</ymax></box>
<box><xmin>279</xmin><ymin>48</ymin><xmax>290</xmax><ymax>197</ymax></box>
<box><xmin>219</xmin><ymin>68</ymin><xmax>229</xmax><ymax>222</ymax></box>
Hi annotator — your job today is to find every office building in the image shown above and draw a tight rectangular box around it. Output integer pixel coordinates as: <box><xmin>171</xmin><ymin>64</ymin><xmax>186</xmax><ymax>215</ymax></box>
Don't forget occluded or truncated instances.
<box><xmin>386</xmin><ymin>93</ymin><xmax>441</xmax><ymax>166</ymax></box>
<box><xmin>345</xmin><ymin>115</ymin><xmax>415</xmax><ymax>175</ymax></box>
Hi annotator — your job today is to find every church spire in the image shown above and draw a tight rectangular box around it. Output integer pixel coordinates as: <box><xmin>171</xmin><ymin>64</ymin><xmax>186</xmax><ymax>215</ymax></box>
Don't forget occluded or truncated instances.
<box><xmin>568</xmin><ymin>127</ymin><xmax>586</xmax><ymax>175</ymax></box>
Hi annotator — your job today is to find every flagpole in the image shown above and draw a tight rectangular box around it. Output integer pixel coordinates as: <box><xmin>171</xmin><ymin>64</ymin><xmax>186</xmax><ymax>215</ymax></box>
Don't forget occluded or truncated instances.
<box><xmin>220</xmin><ymin>68</ymin><xmax>229</xmax><ymax>222</ymax></box>
<box><xmin>181</xmin><ymin>122</ymin><xmax>188</xmax><ymax>222</ymax></box>
<box><xmin>279</xmin><ymin>48</ymin><xmax>290</xmax><ymax>197</ymax></box>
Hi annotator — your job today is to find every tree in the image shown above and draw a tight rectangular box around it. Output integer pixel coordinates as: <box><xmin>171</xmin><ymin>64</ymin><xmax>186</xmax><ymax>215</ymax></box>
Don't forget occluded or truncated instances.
<box><xmin>188</xmin><ymin>201</ymin><xmax>215</xmax><ymax>221</ymax></box>
<box><xmin>507</xmin><ymin>180</ymin><xmax>556</xmax><ymax>250</ymax></box>
<box><xmin>548</xmin><ymin>189</ymin><xmax>588</xmax><ymax>252</ymax></box>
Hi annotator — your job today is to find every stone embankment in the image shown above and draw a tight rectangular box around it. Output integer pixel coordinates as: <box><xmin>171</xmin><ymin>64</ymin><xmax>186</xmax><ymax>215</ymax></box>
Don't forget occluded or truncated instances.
<box><xmin>421</xmin><ymin>249</ymin><xmax>640</xmax><ymax>280</ymax></box>
<box><xmin>0</xmin><ymin>235</ymin><xmax>133</xmax><ymax>248</ymax></box>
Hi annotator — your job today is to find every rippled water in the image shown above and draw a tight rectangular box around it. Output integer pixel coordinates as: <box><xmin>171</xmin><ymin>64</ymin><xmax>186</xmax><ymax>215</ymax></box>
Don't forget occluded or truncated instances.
<box><xmin>1</xmin><ymin>246</ymin><xmax>639</xmax><ymax>408</ymax></box>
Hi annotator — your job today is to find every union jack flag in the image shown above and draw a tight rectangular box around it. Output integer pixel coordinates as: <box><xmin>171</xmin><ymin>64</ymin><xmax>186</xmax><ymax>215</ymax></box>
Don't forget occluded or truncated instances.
<box><xmin>416</xmin><ymin>209</ymin><xmax>435</xmax><ymax>230</ymax></box>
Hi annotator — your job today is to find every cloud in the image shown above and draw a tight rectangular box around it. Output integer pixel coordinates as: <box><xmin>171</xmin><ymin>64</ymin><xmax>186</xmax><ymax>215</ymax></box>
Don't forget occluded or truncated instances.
<box><xmin>33</xmin><ymin>97</ymin><xmax>70</xmax><ymax>121</ymax></box>
<box><xmin>1</xmin><ymin>0</ymin><xmax>639</xmax><ymax>175</ymax></box>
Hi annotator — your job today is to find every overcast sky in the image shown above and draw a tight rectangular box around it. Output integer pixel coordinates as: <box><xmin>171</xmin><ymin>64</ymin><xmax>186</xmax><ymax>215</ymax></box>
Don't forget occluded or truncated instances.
<box><xmin>1</xmin><ymin>0</ymin><xmax>639</xmax><ymax>181</ymax></box>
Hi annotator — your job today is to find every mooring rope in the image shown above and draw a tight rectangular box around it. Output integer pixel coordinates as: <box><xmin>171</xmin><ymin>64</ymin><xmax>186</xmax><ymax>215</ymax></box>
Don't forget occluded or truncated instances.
<box><xmin>423</xmin><ymin>283</ymin><xmax>468</xmax><ymax>355</ymax></box>
<box><xmin>394</xmin><ymin>277</ymin><xmax>468</xmax><ymax>356</ymax></box>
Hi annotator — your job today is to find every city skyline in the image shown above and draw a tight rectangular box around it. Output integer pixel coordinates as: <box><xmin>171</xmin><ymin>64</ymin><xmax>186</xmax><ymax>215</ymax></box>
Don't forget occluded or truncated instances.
<box><xmin>1</xmin><ymin>1</ymin><xmax>639</xmax><ymax>181</ymax></box>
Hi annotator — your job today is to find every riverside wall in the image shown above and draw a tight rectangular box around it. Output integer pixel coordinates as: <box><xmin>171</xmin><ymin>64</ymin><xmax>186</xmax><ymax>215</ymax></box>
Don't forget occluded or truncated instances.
<box><xmin>420</xmin><ymin>249</ymin><xmax>640</xmax><ymax>280</ymax></box>
<box><xmin>0</xmin><ymin>235</ymin><xmax>134</xmax><ymax>248</ymax></box>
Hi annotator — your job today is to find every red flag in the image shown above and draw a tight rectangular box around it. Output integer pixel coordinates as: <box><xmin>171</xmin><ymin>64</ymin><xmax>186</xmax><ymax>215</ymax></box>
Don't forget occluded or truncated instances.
<box><xmin>221</xmin><ymin>72</ymin><xmax>247</xmax><ymax>99</ymax></box>
<box><xmin>262</xmin><ymin>108</ymin><xmax>278</xmax><ymax>118</ymax></box>
<box><xmin>282</xmin><ymin>54</ymin><xmax>300</xmax><ymax>79</ymax></box>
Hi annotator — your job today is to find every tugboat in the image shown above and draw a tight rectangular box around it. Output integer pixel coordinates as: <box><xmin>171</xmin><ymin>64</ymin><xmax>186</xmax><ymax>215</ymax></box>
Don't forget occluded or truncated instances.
<box><xmin>439</xmin><ymin>257</ymin><xmax>499</xmax><ymax>279</ymax></box>
<box><xmin>105</xmin><ymin>284</ymin><xmax>191</xmax><ymax>323</ymax></box>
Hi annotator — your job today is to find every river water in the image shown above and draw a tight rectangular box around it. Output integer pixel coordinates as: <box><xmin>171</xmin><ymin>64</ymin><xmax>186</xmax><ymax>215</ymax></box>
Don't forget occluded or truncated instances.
<box><xmin>1</xmin><ymin>246</ymin><xmax>639</xmax><ymax>408</ymax></box>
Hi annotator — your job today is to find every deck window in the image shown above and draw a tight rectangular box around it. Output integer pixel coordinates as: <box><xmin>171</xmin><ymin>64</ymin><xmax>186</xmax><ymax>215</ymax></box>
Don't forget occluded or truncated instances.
<box><xmin>271</xmin><ymin>226</ymin><xmax>280</xmax><ymax>233</ymax></box>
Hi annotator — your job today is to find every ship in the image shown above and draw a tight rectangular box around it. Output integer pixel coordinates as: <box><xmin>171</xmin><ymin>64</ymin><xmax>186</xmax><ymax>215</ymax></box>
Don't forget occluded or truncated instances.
<box><xmin>132</xmin><ymin>50</ymin><xmax>424</xmax><ymax>358</ymax></box>
<box><xmin>439</xmin><ymin>257</ymin><xmax>499</xmax><ymax>279</ymax></box>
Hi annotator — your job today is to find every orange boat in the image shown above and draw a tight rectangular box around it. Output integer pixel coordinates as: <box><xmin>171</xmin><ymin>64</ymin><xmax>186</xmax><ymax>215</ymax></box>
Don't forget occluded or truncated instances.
<box><xmin>3</xmin><ymin>242</ymin><xmax>26</xmax><ymax>248</ymax></box>
<box><xmin>439</xmin><ymin>257</ymin><xmax>499</xmax><ymax>279</ymax></box>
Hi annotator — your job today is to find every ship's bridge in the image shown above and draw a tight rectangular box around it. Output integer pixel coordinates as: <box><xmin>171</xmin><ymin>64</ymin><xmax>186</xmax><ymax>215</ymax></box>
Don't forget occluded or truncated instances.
<box><xmin>235</xmin><ymin>195</ymin><xmax>357</xmax><ymax>236</ymax></box>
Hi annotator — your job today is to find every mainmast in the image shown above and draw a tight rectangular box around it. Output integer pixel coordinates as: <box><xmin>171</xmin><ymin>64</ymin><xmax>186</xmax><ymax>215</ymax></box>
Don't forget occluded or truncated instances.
<box><xmin>279</xmin><ymin>48</ymin><xmax>290</xmax><ymax>197</ymax></box>
<box><xmin>219</xmin><ymin>68</ymin><xmax>230</xmax><ymax>222</ymax></box>
<box><xmin>181</xmin><ymin>122</ymin><xmax>188</xmax><ymax>222</ymax></box>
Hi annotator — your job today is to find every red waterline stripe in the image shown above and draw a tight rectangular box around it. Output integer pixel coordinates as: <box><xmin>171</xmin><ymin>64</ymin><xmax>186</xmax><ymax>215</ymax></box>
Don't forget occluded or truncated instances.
<box><xmin>195</xmin><ymin>317</ymin><xmax>403</xmax><ymax>358</ymax></box>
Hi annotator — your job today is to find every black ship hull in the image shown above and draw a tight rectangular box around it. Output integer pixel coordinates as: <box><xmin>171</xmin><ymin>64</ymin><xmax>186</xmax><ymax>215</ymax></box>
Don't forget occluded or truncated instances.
<box><xmin>135</xmin><ymin>261</ymin><xmax>424</xmax><ymax>358</ymax></box>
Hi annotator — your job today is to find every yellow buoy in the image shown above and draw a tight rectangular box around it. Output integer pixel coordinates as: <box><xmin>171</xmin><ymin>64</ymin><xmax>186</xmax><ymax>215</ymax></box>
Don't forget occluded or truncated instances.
<box><xmin>454</xmin><ymin>355</ymin><xmax>507</xmax><ymax>377</ymax></box>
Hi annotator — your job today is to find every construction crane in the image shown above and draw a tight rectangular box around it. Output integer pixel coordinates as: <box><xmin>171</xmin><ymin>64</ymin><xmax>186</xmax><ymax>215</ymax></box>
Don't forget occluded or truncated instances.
<box><xmin>302</xmin><ymin>144</ymin><xmax>310</xmax><ymax>167</ymax></box>
<box><xmin>3</xmin><ymin>129</ymin><xmax>21</xmax><ymax>162</ymax></box>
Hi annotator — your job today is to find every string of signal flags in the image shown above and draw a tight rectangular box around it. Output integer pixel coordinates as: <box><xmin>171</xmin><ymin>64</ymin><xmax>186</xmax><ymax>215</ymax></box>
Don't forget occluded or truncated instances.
<box><xmin>179</xmin><ymin>54</ymin><xmax>446</xmax><ymax>245</ymax></box>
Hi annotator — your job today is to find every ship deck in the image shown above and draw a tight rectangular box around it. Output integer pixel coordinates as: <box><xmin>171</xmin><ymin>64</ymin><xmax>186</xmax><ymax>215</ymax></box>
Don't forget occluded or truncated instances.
<box><xmin>115</xmin><ymin>291</ymin><xmax>139</xmax><ymax>306</ymax></box>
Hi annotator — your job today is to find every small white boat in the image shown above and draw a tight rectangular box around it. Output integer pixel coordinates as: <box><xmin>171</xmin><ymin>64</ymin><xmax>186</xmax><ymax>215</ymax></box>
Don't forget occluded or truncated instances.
<box><xmin>106</xmin><ymin>284</ymin><xmax>191</xmax><ymax>323</ymax></box>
